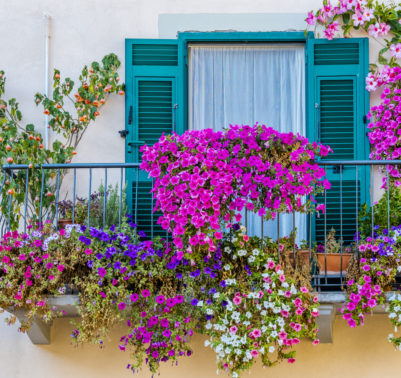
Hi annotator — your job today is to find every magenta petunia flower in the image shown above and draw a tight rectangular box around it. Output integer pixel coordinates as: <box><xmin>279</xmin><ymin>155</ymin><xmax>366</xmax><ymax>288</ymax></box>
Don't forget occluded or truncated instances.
<box><xmin>97</xmin><ymin>267</ymin><xmax>107</xmax><ymax>277</ymax></box>
<box><xmin>155</xmin><ymin>295</ymin><xmax>165</xmax><ymax>304</ymax></box>
<box><xmin>141</xmin><ymin>289</ymin><xmax>150</xmax><ymax>298</ymax></box>
<box><xmin>130</xmin><ymin>293</ymin><xmax>139</xmax><ymax>302</ymax></box>
<box><xmin>118</xmin><ymin>303</ymin><xmax>126</xmax><ymax>311</ymax></box>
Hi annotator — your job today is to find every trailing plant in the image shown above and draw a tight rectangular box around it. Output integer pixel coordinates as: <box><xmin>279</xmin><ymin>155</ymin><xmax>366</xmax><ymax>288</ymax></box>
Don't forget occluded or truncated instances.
<box><xmin>0</xmin><ymin>218</ymin><xmax>320</xmax><ymax>377</ymax></box>
<box><xmin>140</xmin><ymin>124</ymin><xmax>331</xmax><ymax>259</ymax></box>
<box><xmin>0</xmin><ymin>54</ymin><xmax>124</xmax><ymax>228</ymax></box>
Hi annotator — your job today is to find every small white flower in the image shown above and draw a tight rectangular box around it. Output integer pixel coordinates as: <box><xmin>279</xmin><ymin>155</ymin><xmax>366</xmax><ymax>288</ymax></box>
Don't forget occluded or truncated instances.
<box><xmin>252</xmin><ymin>248</ymin><xmax>260</xmax><ymax>256</ymax></box>
<box><xmin>206</xmin><ymin>308</ymin><xmax>214</xmax><ymax>315</ymax></box>
<box><xmin>204</xmin><ymin>340</ymin><xmax>211</xmax><ymax>347</ymax></box>
<box><xmin>246</xmin><ymin>311</ymin><xmax>252</xmax><ymax>319</ymax></box>
<box><xmin>224</xmin><ymin>264</ymin><xmax>231</xmax><ymax>271</ymax></box>
<box><xmin>269</xmin><ymin>346</ymin><xmax>275</xmax><ymax>353</ymax></box>
<box><xmin>248</xmin><ymin>255</ymin><xmax>255</xmax><ymax>263</ymax></box>
<box><xmin>238</xmin><ymin>249</ymin><xmax>247</xmax><ymax>257</ymax></box>
<box><xmin>205</xmin><ymin>322</ymin><xmax>212</xmax><ymax>330</ymax></box>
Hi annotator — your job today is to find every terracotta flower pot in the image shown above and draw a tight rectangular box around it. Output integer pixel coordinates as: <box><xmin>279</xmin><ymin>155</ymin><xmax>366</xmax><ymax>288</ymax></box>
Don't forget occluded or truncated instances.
<box><xmin>317</xmin><ymin>253</ymin><xmax>353</xmax><ymax>274</ymax></box>
<box><xmin>287</xmin><ymin>249</ymin><xmax>311</xmax><ymax>267</ymax></box>
<box><xmin>58</xmin><ymin>218</ymin><xmax>73</xmax><ymax>229</ymax></box>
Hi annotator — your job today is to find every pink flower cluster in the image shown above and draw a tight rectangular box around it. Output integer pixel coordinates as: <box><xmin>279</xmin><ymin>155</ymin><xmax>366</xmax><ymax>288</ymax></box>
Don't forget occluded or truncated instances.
<box><xmin>306</xmin><ymin>1</ymin><xmax>389</xmax><ymax>40</ymax></box>
<box><xmin>367</xmin><ymin>84</ymin><xmax>401</xmax><ymax>183</ymax></box>
<box><xmin>140</xmin><ymin>124</ymin><xmax>331</xmax><ymax>255</ymax></box>
<box><xmin>366</xmin><ymin>66</ymin><xmax>401</xmax><ymax>93</ymax></box>
<box><xmin>340</xmin><ymin>272</ymin><xmax>382</xmax><ymax>328</ymax></box>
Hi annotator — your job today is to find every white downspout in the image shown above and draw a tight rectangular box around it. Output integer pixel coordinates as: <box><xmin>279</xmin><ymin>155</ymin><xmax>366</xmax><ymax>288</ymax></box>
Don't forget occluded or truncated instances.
<box><xmin>44</xmin><ymin>14</ymin><xmax>51</xmax><ymax>149</ymax></box>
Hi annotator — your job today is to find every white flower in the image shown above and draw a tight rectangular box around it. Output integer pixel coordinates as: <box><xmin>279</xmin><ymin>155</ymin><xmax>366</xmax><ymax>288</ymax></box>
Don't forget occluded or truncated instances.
<box><xmin>243</xmin><ymin>321</ymin><xmax>250</xmax><ymax>326</ymax></box>
<box><xmin>246</xmin><ymin>311</ymin><xmax>252</xmax><ymax>319</ymax></box>
<box><xmin>269</xmin><ymin>346</ymin><xmax>275</xmax><ymax>353</ymax></box>
<box><xmin>248</xmin><ymin>255</ymin><xmax>255</xmax><ymax>263</ymax></box>
<box><xmin>204</xmin><ymin>340</ymin><xmax>211</xmax><ymax>347</ymax></box>
<box><xmin>224</xmin><ymin>264</ymin><xmax>231</xmax><ymax>271</ymax></box>
<box><xmin>232</xmin><ymin>373</ymin><xmax>238</xmax><ymax>378</ymax></box>
<box><xmin>252</xmin><ymin>248</ymin><xmax>260</xmax><ymax>256</ymax></box>
<box><xmin>205</xmin><ymin>322</ymin><xmax>213</xmax><ymax>330</ymax></box>
<box><xmin>240</xmin><ymin>225</ymin><xmax>246</xmax><ymax>232</ymax></box>
<box><xmin>197</xmin><ymin>300</ymin><xmax>204</xmax><ymax>307</ymax></box>
<box><xmin>206</xmin><ymin>308</ymin><xmax>214</xmax><ymax>315</ymax></box>
<box><xmin>238</xmin><ymin>249</ymin><xmax>247</xmax><ymax>257</ymax></box>
<box><xmin>233</xmin><ymin>238</ymin><xmax>238</xmax><ymax>242</ymax></box>
<box><xmin>213</xmin><ymin>292</ymin><xmax>220</xmax><ymax>299</ymax></box>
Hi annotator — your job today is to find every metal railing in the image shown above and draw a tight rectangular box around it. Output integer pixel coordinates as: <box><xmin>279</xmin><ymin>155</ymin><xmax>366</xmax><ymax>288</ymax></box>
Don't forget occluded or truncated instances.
<box><xmin>1</xmin><ymin>160</ymin><xmax>400</xmax><ymax>292</ymax></box>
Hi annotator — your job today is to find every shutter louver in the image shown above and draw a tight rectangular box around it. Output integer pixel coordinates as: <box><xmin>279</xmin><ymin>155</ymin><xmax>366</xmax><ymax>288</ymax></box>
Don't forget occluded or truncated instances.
<box><xmin>132</xmin><ymin>181</ymin><xmax>165</xmax><ymax>239</ymax></box>
<box><xmin>125</xmin><ymin>39</ymin><xmax>182</xmax><ymax>237</ymax></box>
<box><xmin>307</xmin><ymin>38</ymin><xmax>370</xmax><ymax>247</ymax></box>
<box><xmin>320</xmin><ymin>79</ymin><xmax>355</xmax><ymax>160</ymax></box>
<box><xmin>314</xmin><ymin>43</ymin><xmax>359</xmax><ymax>65</ymax></box>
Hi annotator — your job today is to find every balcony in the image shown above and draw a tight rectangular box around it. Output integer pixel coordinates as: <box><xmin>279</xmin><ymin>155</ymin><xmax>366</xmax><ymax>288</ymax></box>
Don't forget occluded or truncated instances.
<box><xmin>0</xmin><ymin>160</ymin><xmax>399</xmax><ymax>346</ymax></box>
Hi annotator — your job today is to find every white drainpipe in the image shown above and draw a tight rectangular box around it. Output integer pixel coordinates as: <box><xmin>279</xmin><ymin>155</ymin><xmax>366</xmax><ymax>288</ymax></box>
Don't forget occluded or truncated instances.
<box><xmin>44</xmin><ymin>14</ymin><xmax>51</xmax><ymax>149</ymax></box>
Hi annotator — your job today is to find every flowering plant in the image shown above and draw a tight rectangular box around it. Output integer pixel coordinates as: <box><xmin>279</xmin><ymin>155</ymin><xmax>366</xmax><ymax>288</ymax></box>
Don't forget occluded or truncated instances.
<box><xmin>306</xmin><ymin>1</ymin><xmax>401</xmax><ymax>183</ymax></box>
<box><xmin>340</xmin><ymin>228</ymin><xmax>401</xmax><ymax>329</ymax></box>
<box><xmin>140</xmin><ymin>124</ymin><xmax>331</xmax><ymax>258</ymax></box>
<box><xmin>0</xmin><ymin>218</ymin><xmax>321</xmax><ymax>377</ymax></box>
<box><xmin>201</xmin><ymin>225</ymin><xmax>319</xmax><ymax>377</ymax></box>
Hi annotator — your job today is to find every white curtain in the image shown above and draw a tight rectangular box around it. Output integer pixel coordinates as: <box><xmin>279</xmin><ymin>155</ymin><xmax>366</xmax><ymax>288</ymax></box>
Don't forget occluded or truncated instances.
<box><xmin>189</xmin><ymin>44</ymin><xmax>306</xmax><ymax>243</ymax></box>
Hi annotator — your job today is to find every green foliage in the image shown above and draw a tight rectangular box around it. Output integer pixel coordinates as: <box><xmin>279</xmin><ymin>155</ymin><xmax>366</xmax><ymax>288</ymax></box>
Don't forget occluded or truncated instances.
<box><xmin>358</xmin><ymin>184</ymin><xmax>401</xmax><ymax>238</ymax></box>
<box><xmin>0</xmin><ymin>54</ymin><xmax>124</xmax><ymax>228</ymax></box>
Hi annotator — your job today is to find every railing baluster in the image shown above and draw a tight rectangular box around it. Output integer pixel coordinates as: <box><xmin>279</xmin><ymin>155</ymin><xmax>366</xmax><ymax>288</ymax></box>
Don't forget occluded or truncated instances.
<box><xmin>340</xmin><ymin>164</ymin><xmax>343</xmax><ymax>283</ymax></box>
<box><xmin>292</xmin><ymin>212</ymin><xmax>296</xmax><ymax>269</ymax></box>
<box><xmin>371</xmin><ymin>165</ymin><xmax>374</xmax><ymax>241</ymax></box>
<box><xmin>277</xmin><ymin>213</ymin><xmax>280</xmax><ymax>260</ymax></box>
<box><xmin>103</xmin><ymin>168</ymin><xmax>107</xmax><ymax>229</ymax></box>
<box><xmin>386</xmin><ymin>166</ymin><xmax>390</xmax><ymax>232</ymax></box>
<box><xmin>356</xmin><ymin>165</ymin><xmax>359</xmax><ymax>263</ymax></box>
<box><xmin>55</xmin><ymin>169</ymin><xmax>61</xmax><ymax>231</ymax></box>
<box><xmin>88</xmin><ymin>168</ymin><xmax>92</xmax><ymax>228</ymax></box>
<box><xmin>72</xmin><ymin>168</ymin><xmax>76</xmax><ymax>224</ymax></box>
<box><xmin>119</xmin><ymin>167</ymin><xmax>123</xmax><ymax>230</ymax></box>
<box><xmin>324</xmin><ymin>166</ymin><xmax>327</xmax><ymax>285</ymax></box>
<box><xmin>7</xmin><ymin>173</ymin><xmax>13</xmax><ymax>231</ymax></box>
<box><xmin>24</xmin><ymin>168</ymin><xmax>29</xmax><ymax>233</ymax></box>
<box><xmin>135</xmin><ymin>168</ymin><xmax>139</xmax><ymax>243</ymax></box>
<box><xmin>39</xmin><ymin>169</ymin><xmax>45</xmax><ymax>228</ymax></box>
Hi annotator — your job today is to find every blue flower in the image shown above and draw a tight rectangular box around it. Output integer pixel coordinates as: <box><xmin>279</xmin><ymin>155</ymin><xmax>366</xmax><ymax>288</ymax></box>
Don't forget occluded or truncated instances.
<box><xmin>96</xmin><ymin>253</ymin><xmax>104</xmax><ymax>260</ymax></box>
<box><xmin>220</xmin><ymin>280</ymin><xmax>226</xmax><ymax>287</ymax></box>
<box><xmin>191</xmin><ymin>298</ymin><xmax>198</xmax><ymax>306</ymax></box>
<box><xmin>138</xmin><ymin>231</ymin><xmax>146</xmax><ymax>237</ymax></box>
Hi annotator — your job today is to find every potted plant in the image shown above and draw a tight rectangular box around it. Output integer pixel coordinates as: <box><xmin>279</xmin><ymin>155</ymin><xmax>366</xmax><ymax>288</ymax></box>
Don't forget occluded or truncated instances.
<box><xmin>317</xmin><ymin>228</ymin><xmax>353</xmax><ymax>274</ymax></box>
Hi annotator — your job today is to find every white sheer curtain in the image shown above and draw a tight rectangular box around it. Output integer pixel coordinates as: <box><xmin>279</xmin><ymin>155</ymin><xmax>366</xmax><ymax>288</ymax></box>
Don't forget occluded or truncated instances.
<box><xmin>189</xmin><ymin>44</ymin><xmax>306</xmax><ymax>242</ymax></box>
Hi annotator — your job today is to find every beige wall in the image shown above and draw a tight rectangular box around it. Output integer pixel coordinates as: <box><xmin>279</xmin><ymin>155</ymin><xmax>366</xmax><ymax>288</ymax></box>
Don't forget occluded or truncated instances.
<box><xmin>1</xmin><ymin>311</ymin><xmax>401</xmax><ymax>378</ymax></box>
<box><xmin>0</xmin><ymin>1</ymin><xmax>395</xmax><ymax>377</ymax></box>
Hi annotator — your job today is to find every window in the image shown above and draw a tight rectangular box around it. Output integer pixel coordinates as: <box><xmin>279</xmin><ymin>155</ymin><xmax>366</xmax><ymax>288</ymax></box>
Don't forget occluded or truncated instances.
<box><xmin>124</xmin><ymin>32</ymin><xmax>370</xmax><ymax>243</ymax></box>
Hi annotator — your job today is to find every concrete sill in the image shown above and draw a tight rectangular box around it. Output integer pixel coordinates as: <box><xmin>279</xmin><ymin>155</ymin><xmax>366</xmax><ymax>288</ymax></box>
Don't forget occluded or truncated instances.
<box><xmin>9</xmin><ymin>292</ymin><xmax>395</xmax><ymax>345</ymax></box>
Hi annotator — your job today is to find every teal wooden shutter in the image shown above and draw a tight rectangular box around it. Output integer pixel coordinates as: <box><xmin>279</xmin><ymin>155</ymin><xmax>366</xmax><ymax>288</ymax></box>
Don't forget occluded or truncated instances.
<box><xmin>125</xmin><ymin>39</ymin><xmax>184</xmax><ymax>238</ymax></box>
<box><xmin>306</xmin><ymin>38</ymin><xmax>370</xmax><ymax>244</ymax></box>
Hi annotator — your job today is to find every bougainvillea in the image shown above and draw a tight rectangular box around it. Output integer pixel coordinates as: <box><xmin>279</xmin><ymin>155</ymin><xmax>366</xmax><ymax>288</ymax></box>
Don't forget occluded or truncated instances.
<box><xmin>140</xmin><ymin>124</ymin><xmax>331</xmax><ymax>257</ymax></box>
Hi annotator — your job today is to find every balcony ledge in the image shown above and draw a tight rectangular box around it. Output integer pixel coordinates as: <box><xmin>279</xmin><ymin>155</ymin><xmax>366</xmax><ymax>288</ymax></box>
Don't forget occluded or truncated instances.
<box><xmin>8</xmin><ymin>292</ymin><xmax>394</xmax><ymax>345</ymax></box>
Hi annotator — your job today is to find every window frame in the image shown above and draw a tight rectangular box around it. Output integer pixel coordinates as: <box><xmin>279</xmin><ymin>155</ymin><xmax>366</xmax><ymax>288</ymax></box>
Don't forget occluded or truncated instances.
<box><xmin>178</xmin><ymin>31</ymin><xmax>314</xmax><ymax>137</ymax></box>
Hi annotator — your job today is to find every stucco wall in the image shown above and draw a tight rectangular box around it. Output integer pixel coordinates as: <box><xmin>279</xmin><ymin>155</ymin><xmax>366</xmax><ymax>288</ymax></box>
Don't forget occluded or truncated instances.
<box><xmin>1</xmin><ymin>311</ymin><xmax>400</xmax><ymax>378</ymax></box>
<box><xmin>0</xmin><ymin>1</ymin><xmax>395</xmax><ymax>377</ymax></box>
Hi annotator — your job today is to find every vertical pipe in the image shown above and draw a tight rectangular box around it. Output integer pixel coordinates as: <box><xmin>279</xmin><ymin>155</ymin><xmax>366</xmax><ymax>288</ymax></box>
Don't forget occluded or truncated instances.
<box><xmin>7</xmin><ymin>174</ymin><xmax>13</xmax><ymax>231</ymax></box>
<box><xmin>44</xmin><ymin>14</ymin><xmax>51</xmax><ymax>149</ymax></box>
<box><xmin>261</xmin><ymin>219</ymin><xmax>264</xmax><ymax>249</ymax></box>
<box><xmin>72</xmin><ymin>168</ymin><xmax>76</xmax><ymax>224</ymax></box>
<box><xmin>103</xmin><ymin>168</ymin><xmax>107</xmax><ymax>228</ymax></box>
<box><xmin>135</xmin><ymin>169</ymin><xmax>139</xmax><ymax>243</ymax></box>
<box><xmin>24</xmin><ymin>169</ymin><xmax>29</xmax><ymax>233</ymax></box>
<box><xmin>55</xmin><ymin>169</ymin><xmax>60</xmax><ymax>230</ymax></box>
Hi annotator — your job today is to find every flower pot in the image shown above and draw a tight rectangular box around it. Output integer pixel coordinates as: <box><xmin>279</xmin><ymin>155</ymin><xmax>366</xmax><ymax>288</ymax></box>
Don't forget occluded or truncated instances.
<box><xmin>285</xmin><ymin>249</ymin><xmax>311</xmax><ymax>268</ymax></box>
<box><xmin>317</xmin><ymin>253</ymin><xmax>353</xmax><ymax>275</ymax></box>
<box><xmin>58</xmin><ymin>218</ymin><xmax>73</xmax><ymax>229</ymax></box>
